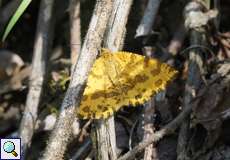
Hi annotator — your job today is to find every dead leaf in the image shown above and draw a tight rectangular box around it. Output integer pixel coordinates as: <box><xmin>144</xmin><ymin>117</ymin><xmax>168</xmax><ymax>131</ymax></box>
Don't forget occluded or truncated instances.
<box><xmin>0</xmin><ymin>49</ymin><xmax>24</xmax><ymax>80</ymax></box>
<box><xmin>0</xmin><ymin>66</ymin><xmax>31</xmax><ymax>94</ymax></box>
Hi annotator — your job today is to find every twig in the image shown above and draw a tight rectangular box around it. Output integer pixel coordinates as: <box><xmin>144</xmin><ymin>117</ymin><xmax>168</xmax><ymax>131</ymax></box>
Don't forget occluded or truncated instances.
<box><xmin>19</xmin><ymin>0</ymin><xmax>55</xmax><ymax>158</ymax></box>
<box><xmin>41</xmin><ymin>0</ymin><xmax>114</xmax><ymax>159</ymax></box>
<box><xmin>213</xmin><ymin>0</ymin><xmax>220</xmax><ymax>30</ymax></box>
<box><xmin>177</xmin><ymin>2</ymin><xmax>208</xmax><ymax>159</ymax></box>
<box><xmin>117</xmin><ymin>59</ymin><xmax>230</xmax><ymax>160</ymax></box>
<box><xmin>68</xmin><ymin>0</ymin><xmax>82</xmax><ymax>145</ymax></box>
<box><xmin>103</xmin><ymin>0</ymin><xmax>134</xmax><ymax>51</ymax></box>
<box><xmin>128</xmin><ymin>119</ymin><xmax>139</xmax><ymax>150</ymax></box>
<box><xmin>135</xmin><ymin>0</ymin><xmax>162</xmax><ymax>38</ymax></box>
<box><xmin>70</xmin><ymin>138</ymin><xmax>92</xmax><ymax>160</ymax></box>
<box><xmin>79</xmin><ymin>120</ymin><xmax>92</xmax><ymax>142</ymax></box>
<box><xmin>117</xmin><ymin>102</ymin><xmax>193</xmax><ymax>160</ymax></box>
<box><xmin>167</xmin><ymin>24</ymin><xmax>187</xmax><ymax>56</ymax></box>
<box><xmin>93</xmin><ymin>1</ymin><xmax>134</xmax><ymax>160</ymax></box>
<box><xmin>142</xmin><ymin>48</ymin><xmax>159</xmax><ymax>160</ymax></box>
<box><xmin>69</xmin><ymin>0</ymin><xmax>81</xmax><ymax>70</ymax></box>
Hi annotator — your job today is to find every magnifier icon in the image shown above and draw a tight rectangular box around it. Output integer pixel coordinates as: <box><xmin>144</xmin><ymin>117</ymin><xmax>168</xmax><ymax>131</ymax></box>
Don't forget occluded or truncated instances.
<box><xmin>3</xmin><ymin>141</ymin><xmax>18</xmax><ymax>157</ymax></box>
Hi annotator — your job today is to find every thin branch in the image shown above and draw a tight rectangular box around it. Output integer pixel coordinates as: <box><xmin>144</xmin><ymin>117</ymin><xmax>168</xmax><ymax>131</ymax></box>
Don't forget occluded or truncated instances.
<box><xmin>94</xmin><ymin>1</ymin><xmax>134</xmax><ymax>160</ymax></box>
<box><xmin>177</xmin><ymin>2</ymin><xmax>208</xmax><ymax>159</ymax></box>
<box><xmin>41</xmin><ymin>0</ymin><xmax>114</xmax><ymax>159</ymax></box>
<box><xmin>68</xmin><ymin>0</ymin><xmax>82</xmax><ymax>144</ymax></box>
<box><xmin>213</xmin><ymin>0</ymin><xmax>220</xmax><ymax>30</ymax></box>
<box><xmin>142</xmin><ymin>48</ymin><xmax>161</xmax><ymax>160</ymax></box>
<box><xmin>117</xmin><ymin>102</ymin><xmax>193</xmax><ymax>160</ymax></box>
<box><xmin>69</xmin><ymin>0</ymin><xmax>81</xmax><ymax>70</ymax></box>
<box><xmin>135</xmin><ymin>0</ymin><xmax>162</xmax><ymax>38</ymax></box>
<box><xmin>19</xmin><ymin>0</ymin><xmax>55</xmax><ymax>158</ymax></box>
<box><xmin>70</xmin><ymin>138</ymin><xmax>92</xmax><ymax>160</ymax></box>
<box><xmin>143</xmin><ymin>98</ymin><xmax>158</xmax><ymax>160</ymax></box>
<box><xmin>167</xmin><ymin>24</ymin><xmax>187</xmax><ymax>56</ymax></box>
<box><xmin>117</xmin><ymin>67</ymin><xmax>230</xmax><ymax>160</ymax></box>
<box><xmin>137</xmin><ymin>2</ymin><xmax>175</xmax><ymax>154</ymax></box>
<box><xmin>104</xmin><ymin>0</ymin><xmax>134</xmax><ymax>51</ymax></box>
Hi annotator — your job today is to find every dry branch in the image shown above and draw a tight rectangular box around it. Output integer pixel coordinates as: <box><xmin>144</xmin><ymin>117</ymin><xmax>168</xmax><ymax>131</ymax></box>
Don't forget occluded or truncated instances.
<box><xmin>133</xmin><ymin>1</ymin><xmax>166</xmax><ymax>156</ymax></box>
<box><xmin>143</xmin><ymin>98</ymin><xmax>158</xmax><ymax>160</ymax></box>
<box><xmin>70</xmin><ymin>138</ymin><xmax>92</xmax><ymax>159</ymax></box>
<box><xmin>135</xmin><ymin>0</ymin><xmax>166</xmax><ymax>156</ymax></box>
<box><xmin>167</xmin><ymin>24</ymin><xmax>187</xmax><ymax>56</ymax></box>
<box><xmin>41</xmin><ymin>0</ymin><xmax>113</xmax><ymax>159</ymax></box>
<box><xmin>135</xmin><ymin>1</ymin><xmax>164</xmax><ymax>158</ymax></box>
<box><xmin>177</xmin><ymin>2</ymin><xmax>208</xmax><ymax>159</ymax></box>
<box><xmin>19</xmin><ymin>0</ymin><xmax>55</xmax><ymax>158</ymax></box>
<box><xmin>135</xmin><ymin>0</ymin><xmax>162</xmax><ymax>38</ymax></box>
<box><xmin>68</xmin><ymin>0</ymin><xmax>82</xmax><ymax>141</ymax></box>
<box><xmin>69</xmin><ymin>0</ymin><xmax>81</xmax><ymax>69</ymax></box>
<box><xmin>213</xmin><ymin>0</ymin><xmax>220</xmax><ymax>29</ymax></box>
<box><xmin>142</xmin><ymin>48</ymin><xmax>161</xmax><ymax>160</ymax></box>
<box><xmin>93</xmin><ymin>1</ymin><xmax>134</xmax><ymax>160</ymax></box>
<box><xmin>117</xmin><ymin>102</ymin><xmax>193</xmax><ymax>160</ymax></box>
<box><xmin>103</xmin><ymin>0</ymin><xmax>133</xmax><ymax>51</ymax></box>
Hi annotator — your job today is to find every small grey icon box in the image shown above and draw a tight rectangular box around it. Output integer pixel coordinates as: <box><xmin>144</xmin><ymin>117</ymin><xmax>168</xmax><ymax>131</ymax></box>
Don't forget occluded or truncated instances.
<box><xmin>1</xmin><ymin>138</ymin><xmax>21</xmax><ymax>160</ymax></box>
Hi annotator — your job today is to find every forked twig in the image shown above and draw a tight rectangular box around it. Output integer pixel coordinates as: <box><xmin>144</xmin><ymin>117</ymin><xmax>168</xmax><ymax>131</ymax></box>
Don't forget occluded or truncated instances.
<box><xmin>41</xmin><ymin>0</ymin><xmax>114</xmax><ymax>159</ymax></box>
<box><xmin>118</xmin><ymin>103</ymin><xmax>193</xmax><ymax>160</ymax></box>
<box><xmin>94</xmin><ymin>0</ymin><xmax>134</xmax><ymax>160</ymax></box>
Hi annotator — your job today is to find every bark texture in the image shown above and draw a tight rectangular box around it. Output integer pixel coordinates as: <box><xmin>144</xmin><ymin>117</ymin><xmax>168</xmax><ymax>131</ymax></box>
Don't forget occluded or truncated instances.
<box><xmin>41</xmin><ymin>0</ymin><xmax>113</xmax><ymax>159</ymax></box>
<box><xmin>177</xmin><ymin>2</ymin><xmax>207</xmax><ymax>159</ymax></box>
<box><xmin>94</xmin><ymin>1</ymin><xmax>134</xmax><ymax>159</ymax></box>
<box><xmin>19</xmin><ymin>0</ymin><xmax>55</xmax><ymax>158</ymax></box>
<box><xmin>135</xmin><ymin>0</ymin><xmax>162</xmax><ymax>37</ymax></box>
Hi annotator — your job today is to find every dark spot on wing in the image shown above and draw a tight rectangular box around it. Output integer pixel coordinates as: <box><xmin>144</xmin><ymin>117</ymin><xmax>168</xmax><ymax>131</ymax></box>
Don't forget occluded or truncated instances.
<box><xmin>155</xmin><ymin>79</ymin><xmax>163</xmax><ymax>87</ymax></box>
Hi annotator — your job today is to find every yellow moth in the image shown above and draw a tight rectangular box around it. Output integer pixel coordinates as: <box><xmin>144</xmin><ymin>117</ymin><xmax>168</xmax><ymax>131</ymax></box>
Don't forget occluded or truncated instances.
<box><xmin>78</xmin><ymin>49</ymin><xmax>177</xmax><ymax>119</ymax></box>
